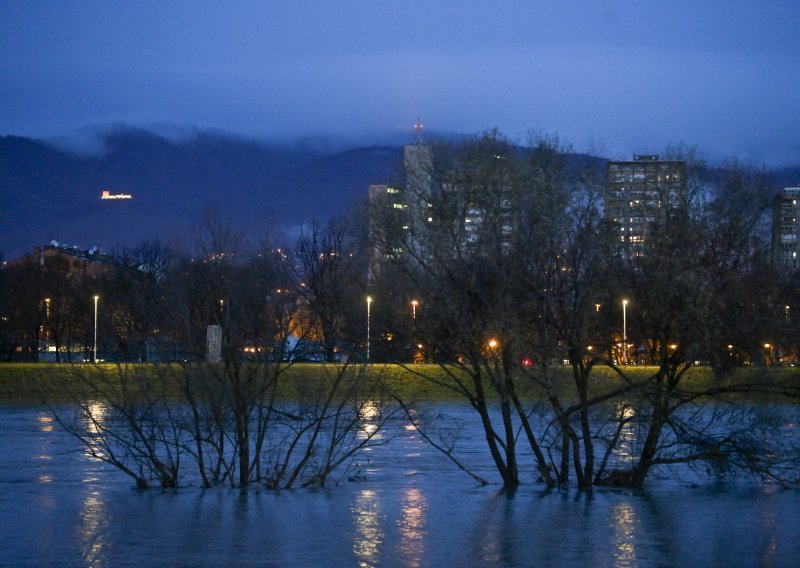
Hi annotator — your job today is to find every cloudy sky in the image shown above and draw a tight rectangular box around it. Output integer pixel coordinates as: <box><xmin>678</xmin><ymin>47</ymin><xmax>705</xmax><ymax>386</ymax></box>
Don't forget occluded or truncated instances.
<box><xmin>2</xmin><ymin>1</ymin><xmax>799</xmax><ymax>165</ymax></box>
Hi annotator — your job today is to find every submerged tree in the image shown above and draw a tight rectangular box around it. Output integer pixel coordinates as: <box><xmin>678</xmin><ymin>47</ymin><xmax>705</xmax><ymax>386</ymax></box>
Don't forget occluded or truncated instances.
<box><xmin>48</xmin><ymin>216</ymin><xmax>397</xmax><ymax>490</ymax></box>
<box><xmin>388</xmin><ymin>132</ymin><xmax>800</xmax><ymax>489</ymax></box>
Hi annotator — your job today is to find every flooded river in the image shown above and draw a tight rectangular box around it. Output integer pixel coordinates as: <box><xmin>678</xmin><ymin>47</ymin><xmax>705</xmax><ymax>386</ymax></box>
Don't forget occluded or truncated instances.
<box><xmin>1</xmin><ymin>403</ymin><xmax>799</xmax><ymax>566</ymax></box>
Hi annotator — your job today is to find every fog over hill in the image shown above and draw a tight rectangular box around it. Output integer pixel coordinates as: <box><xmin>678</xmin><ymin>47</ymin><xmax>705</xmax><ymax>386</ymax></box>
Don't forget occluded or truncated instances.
<box><xmin>2</xmin><ymin>127</ymin><xmax>798</xmax><ymax>260</ymax></box>
<box><xmin>0</xmin><ymin>128</ymin><xmax>404</xmax><ymax>258</ymax></box>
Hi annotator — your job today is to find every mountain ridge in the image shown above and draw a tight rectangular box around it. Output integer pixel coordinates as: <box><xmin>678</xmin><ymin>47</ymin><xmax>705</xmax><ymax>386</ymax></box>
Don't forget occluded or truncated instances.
<box><xmin>1</xmin><ymin>129</ymin><xmax>404</xmax><ymax>258</ymax></box>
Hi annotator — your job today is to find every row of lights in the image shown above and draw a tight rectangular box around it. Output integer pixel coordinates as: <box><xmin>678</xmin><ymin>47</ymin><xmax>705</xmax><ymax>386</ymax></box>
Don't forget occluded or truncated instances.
<box><xmin>67</xmin><ymin>294</ymin><xmax>788</xmax><ymax>366</ymax></box>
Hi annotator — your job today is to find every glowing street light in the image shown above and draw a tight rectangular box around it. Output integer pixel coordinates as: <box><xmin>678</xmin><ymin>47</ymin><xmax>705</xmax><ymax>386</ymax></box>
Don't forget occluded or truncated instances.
<box><xmin>622</xmin><ymin>299</ymin><xmax>629</xmax><ymax>365</ymax></box>
<box><xmin>366</xmin><ymin>296</ymin><xmax>373</xmax><ymax>362</ymax></box>
<box><xmin>93</xmin><ymin>295</ymin><xmax>99</xmax><ymax>363</ymax></box>
<box><xmin>411</xmin><ymin>299</ymin><xmax>419</xmax><ymax>336</ymax></box>
<box><xmin>44</xmin><ymin>298</ymin><xmax>51</xmax><ymax>342</ymax></box>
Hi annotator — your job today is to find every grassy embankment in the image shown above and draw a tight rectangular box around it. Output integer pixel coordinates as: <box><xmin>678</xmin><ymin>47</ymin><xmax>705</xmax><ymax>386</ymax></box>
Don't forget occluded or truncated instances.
<box><xmin>0</xmin><ymin>362</ymin><xmax>797</xmax><ymax>404</ymax></box>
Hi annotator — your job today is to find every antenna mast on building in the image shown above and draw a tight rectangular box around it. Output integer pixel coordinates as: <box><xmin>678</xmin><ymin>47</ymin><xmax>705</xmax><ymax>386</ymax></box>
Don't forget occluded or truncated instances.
<box><xmin>414</xmin><ymin>117</ymin><xmax>424</xmax><ymax>145</ymax></box>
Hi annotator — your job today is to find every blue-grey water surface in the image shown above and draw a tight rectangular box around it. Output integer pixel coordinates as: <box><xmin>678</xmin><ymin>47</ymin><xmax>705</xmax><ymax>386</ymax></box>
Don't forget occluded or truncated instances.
<box><xmin>1</xmin><ymin>403</ymin><xmax>799</xmax><ymax>567</ymax></box>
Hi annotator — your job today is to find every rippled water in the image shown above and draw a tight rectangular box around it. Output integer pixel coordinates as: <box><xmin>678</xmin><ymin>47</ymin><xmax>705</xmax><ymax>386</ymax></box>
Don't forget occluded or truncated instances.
<box><xmin>2</xmin><ymin>403</ymin><xmax>799</xmax><ymax>567</ymax></box>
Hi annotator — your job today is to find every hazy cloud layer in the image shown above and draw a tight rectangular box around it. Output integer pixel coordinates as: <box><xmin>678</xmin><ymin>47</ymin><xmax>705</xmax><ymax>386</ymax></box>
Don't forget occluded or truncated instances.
<box><xmin>2</xmin><ymin>1</ymin><xmax>799</xmax><ymax>165</ymax></box>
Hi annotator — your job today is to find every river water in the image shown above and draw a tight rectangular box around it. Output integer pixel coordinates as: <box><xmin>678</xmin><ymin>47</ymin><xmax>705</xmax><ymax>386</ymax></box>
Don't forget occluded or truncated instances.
<box><xmin>1</xmin><ymin>403</ymin><xmax>799</xmax><ymax>567</ymax></box>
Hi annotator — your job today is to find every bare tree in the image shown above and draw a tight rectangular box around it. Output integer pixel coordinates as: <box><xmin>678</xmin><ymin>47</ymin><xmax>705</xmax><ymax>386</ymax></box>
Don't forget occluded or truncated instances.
<box><xmin>49</xmin><ymin>215</ymin><xmax>396</xmax><ymax>490</ymax></box>
<box><xmin>296</xmin><ymin>218</ymin><xmax>363</xmax><ymax>362</ymax></box>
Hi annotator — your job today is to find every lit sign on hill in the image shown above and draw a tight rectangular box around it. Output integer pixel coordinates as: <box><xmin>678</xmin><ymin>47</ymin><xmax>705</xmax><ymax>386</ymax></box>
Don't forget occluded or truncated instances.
<box><xmin>100</xmin><ymin>190</ymin><xmax>133</xmax><ymax>200</ymax></box>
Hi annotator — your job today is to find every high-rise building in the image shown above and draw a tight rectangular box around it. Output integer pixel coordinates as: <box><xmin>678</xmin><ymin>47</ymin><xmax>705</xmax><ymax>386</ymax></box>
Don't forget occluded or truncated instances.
<box><xmin>367</xmin><ymin>183</ymin><xmax>407</xmax><ymax>282</ymax></box>
<box><xmin>605</xmin><ymin>155</ymin><xmax>686</xmax><ymax>263</ymax></box>
<box><xmin>772</xmin><ymin>187</ymin><xmax>800</xmax><ymax>272</ymax></box>
<box><xmin>367</xmin><ymin>134</ymin><xmax>435</xmax><ymax>282</ymax></box>
<box><xmin>403</xmin><ymin>143</ymin><xmax>434</xmax><ymax>243</ymax></box>
<box><xmin>369</xmin><ymin>123</ymin><xmax>516</xmax><ymax>277</ymax></box>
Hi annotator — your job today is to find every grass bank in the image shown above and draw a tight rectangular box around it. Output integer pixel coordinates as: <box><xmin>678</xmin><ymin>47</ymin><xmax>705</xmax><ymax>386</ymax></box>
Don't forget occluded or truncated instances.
<box><xmin>1</xmin><ymin>361</ymin><xmax>797</xmax><ymax>404</ymax></box>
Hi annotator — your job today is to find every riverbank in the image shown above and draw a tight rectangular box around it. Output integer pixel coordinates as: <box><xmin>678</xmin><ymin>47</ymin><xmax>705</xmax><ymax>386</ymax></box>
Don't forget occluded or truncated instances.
<box><xmin>1</xmin><ymin>361</ymin><xmax>797</xmax><ymax>403</ymax></box>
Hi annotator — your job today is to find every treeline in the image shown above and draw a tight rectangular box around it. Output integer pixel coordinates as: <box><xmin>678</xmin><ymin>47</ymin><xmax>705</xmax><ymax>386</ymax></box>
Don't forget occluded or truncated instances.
<box><xmin>1</xmin><ymin>135</ymin><xmax>797</xmax><ymax>370</ymax></box>
<box><xmin>0</xmin><ymin>214</ymin><xmax>370</xmax><ymax>364</ymax></box>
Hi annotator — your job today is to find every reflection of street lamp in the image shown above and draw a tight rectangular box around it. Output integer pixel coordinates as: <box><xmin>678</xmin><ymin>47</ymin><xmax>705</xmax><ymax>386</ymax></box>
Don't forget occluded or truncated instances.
<box><xmin>622</xmin><ymin>299</ymin><xmax>629</xmax><ymax>365</ymax></box>
<box><xmin>93</xmin><ymin>295</ymin><xmax>99</xmax><ymax>363</ymax></box>
<box><xmin>366</xmin><ymin>296</ymin><xmax>373</xmax><ymax>362</ymax></box>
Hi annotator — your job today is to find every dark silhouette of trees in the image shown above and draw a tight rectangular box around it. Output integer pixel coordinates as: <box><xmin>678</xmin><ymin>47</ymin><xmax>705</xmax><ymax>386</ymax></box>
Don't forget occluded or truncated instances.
<box><xmin>382</xmin><ymin>132</ymin><xmax>800</xmax><ymax>489</ymax></box>
<box><xmin>47</xmin><ymin>217</ymin><xmax>395</xmax><ymax>490</ymax></box>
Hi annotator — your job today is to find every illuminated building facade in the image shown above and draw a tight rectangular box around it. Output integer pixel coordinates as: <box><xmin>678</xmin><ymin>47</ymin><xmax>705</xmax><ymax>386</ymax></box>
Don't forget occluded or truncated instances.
<box><xmin>100</xmin><ymin>190</ymin><xmax>133</xmax><ymax>200</ymax></box>
<box><xmin>772</xmin><ymin>187</ymin><xmax>800</xmax><ymax>272</ymax></box>
<box><xmin>605</xmin><ymin>155</ymin><xmax>686</xmax><ymax>263</ymax></box>
<box><xmin>367</xmin><ymin>124</ymin><xmax>435</xmax><ymax>282</ymax></box>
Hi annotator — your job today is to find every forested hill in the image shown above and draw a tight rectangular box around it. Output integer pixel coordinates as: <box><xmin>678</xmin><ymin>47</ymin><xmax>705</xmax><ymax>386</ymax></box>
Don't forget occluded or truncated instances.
<box><xmin>2</xmin><ymin>128</ymin><xmax>797</xmax><ymax>260</ymax></box>
<box><xmin>0</xmin><ymin>129</ymin><xmax>404</xmax><ymax>258</ymax></box>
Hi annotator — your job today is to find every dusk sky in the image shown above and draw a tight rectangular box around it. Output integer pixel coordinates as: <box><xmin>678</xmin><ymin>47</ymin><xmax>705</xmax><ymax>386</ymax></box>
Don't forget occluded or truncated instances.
<box><xmin>2</xmin><ymin>1</ymin><xmax>799</xmax><ymax>165</ymax></box>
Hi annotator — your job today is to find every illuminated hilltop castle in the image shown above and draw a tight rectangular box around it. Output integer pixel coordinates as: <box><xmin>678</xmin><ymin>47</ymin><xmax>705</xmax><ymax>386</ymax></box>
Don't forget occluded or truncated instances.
<box><xmin>100</xmin><ymin>190</ymin><xmax>133</xmax><ymax>200</ymax></box>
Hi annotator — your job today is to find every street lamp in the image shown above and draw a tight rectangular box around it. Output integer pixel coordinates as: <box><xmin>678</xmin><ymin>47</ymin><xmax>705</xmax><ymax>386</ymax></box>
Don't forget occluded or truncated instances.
<box><xmin>44</xmin><ymin>298</ymin><xmax>51</xmax><ymax>342</ymax></box>
<box><xmin>622</xmin><ymin>299</ymin><xmax>629</xmax><ymax>366</ymax></box>
<box><xmin>366</xmin><ymin>296</ymin><xmax>373</xmax><ymax>362</ymax></box>
<box><xmin>93</xmin><ymin>295</ymin><xmax>99</xmax><ymax>363</ymax></box>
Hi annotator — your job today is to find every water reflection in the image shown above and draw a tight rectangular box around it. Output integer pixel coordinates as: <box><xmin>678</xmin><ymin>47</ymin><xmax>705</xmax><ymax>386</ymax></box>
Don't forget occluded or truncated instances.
<box><xmin>79</xmin><ymin>490</ymin><xmax>111</xmax><ymax>566</ymax></box>
<box><xmin>397</xmin><ymin>487</ymin><xmax>428</xmax><ymax>566</ymax></box>
<box><xmin>84</xmin><ymin>401</ymin><xmax>108</xmax><ymax>435</ymax></box>
<box><xmin>37</xmin><ymin>412</ymin><xmax>54</xmax><ymax>433</ymax></box>
<box><xmin>472</xmin><ymin>492</ymin><xmax>516</xmax><ymax>565</ymax></box>
<box><xmin>81</xmin><ymin>401</ymin><xmax>110</xmax><ymax>463</ymax></box>
<box><xmin>352</xmin><ymin>489</ymin><xmax>384</xmax><ymax>567</ymax></box>
<box><xmin>611</xmin><ymin>501</ymin><xmax>639</xmax><ymax>567</ymax></box>
<box><xmin>613</xmin><ymin>402</ymin><xmax>638</xmax><ymax>466</ymax></box>
<box><xmin>359</xmin><ymin>400</ymin><xmax>383</xmax><ymax>442</ymax></box>
<box><xmin>760</xmin><ymin>487</ymin><xmax>779</xmax><ymax>566</ymax></box>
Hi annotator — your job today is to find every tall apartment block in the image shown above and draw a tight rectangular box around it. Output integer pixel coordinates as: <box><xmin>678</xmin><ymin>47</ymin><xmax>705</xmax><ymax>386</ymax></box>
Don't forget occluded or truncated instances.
<box><xmin>605</xmin><ymin>155</ymin><xmax>686</xmax><ymax>262</ymax></box>
<box><xmin>403</xmin><ymin>143</ymin><xmax>434</xmax><ymax>242</ymax></box>
<box><xmin>772</xmin><ymin>187</ymin><xmax>800</xmax><ymax>272</ymax></box>
<box><xmin>367</xmin><ymin>142</ymin><xmax>435</xmax><ymax>281</ymax></box>
<box><xmin>367</xmin><ymin>183</ymin><xmax>406</xmax><ymax>282</ymax></box>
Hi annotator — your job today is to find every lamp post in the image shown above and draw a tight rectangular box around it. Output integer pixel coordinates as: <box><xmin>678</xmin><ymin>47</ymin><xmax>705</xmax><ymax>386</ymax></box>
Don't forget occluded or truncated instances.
<box><xmin>93</xmin><ymin>295</ymin><xmax>99</xmax><ymax>363</ymax></box>
<box><xmin>410</xmin><ymin>299</ymin><xmax>420</xmax><ymax>362</ymax></box>
<box><xmin>622</xmin><ymin>299</ymin><xmax>629</xmax><ymax>365</ymax></box>
<box><xmin>44</xmin><ymin>298</ymin><xmax>50</xmax><ymax>342</ymax></box>
<box><xmin>366</xmin><ymin>296</ymin><xmax>373</xmax><ymax>362</ymax></box>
